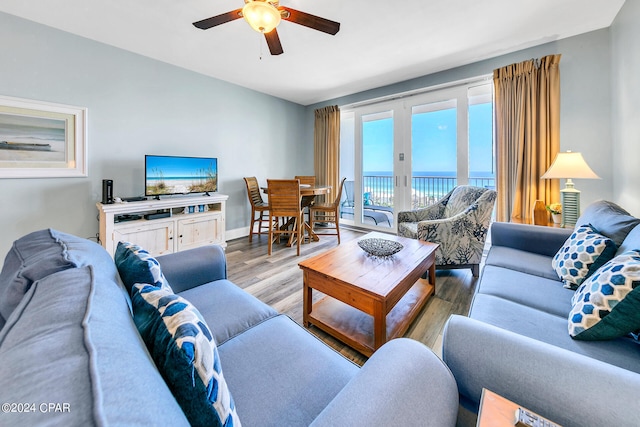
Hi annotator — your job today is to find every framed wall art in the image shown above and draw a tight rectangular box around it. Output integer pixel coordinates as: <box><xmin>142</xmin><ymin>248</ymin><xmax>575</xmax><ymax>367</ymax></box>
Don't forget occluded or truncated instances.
<box><xmin>0</xmin><ymin>95</ymin><xmax>87</xmax><ymax>178</ymax></box>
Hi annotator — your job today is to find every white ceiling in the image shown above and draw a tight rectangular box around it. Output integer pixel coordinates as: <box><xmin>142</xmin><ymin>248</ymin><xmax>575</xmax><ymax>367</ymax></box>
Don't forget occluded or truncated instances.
<box><xmin>0</xmin><ymin>0</ymin><xmax>625</xmax><ymax>106</ymax></box>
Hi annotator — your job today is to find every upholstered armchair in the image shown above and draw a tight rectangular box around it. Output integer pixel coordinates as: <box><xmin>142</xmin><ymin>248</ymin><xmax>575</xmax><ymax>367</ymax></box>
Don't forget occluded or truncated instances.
<box><xmin>397</xmin><ymin>185</ymin><xmax>497</xmax><ymax>277</ymax></box>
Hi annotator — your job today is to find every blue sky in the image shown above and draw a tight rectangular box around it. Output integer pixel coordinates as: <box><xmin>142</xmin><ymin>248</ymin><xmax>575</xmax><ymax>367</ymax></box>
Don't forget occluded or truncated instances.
<box><xmin>363</xmin><ymin>103</ymin><xmax>493</xmax><ymax>176</ymax></box>
<box><xmin>146</xmin><ymin>155</ymin><xmax>217</xmax><ymax>179</ymax></box>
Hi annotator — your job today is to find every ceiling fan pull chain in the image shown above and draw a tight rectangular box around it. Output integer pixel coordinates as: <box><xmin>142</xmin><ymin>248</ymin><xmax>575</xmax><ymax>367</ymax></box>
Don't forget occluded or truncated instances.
<box><xmin>259</xmin><ymin>32</ymin><xmax>264</xmax><ymax>60</ymax></box>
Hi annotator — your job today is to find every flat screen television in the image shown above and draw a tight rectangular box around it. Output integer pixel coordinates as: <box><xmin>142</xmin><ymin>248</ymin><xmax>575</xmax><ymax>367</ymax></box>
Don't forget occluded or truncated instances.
<box><xmin>145</xmin><ymin>155</ymin><xmax>218</xmax><ymax>198</ymax></box>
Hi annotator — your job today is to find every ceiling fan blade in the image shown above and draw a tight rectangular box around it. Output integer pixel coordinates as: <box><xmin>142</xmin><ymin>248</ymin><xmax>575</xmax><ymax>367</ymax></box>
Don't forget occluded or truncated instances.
<box><xmin>264</xmin><ymin>29</ymin><xmax>284</xmax><ymax>55</ymax></box>
<box><xmin>280</xmin><ymin>7</ymin><xmax>340</xmax><ymax>35</ymax></box>
<box><xmin>193</xmin><ymin>9</ymin><xmax>243</xmax><ymax>30</ymax></box>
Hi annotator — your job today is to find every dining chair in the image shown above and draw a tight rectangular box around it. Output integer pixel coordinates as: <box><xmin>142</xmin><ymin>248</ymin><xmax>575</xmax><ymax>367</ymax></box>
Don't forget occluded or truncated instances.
<box><xmin>309</xmin><ymin>177</ymin><xmax>347</xmax><ymax>244</ymax></box>
<box><xmin>294</xmin><ymin>175</ymin><xmax>316</xmax><ymax>222</ymax></box>
<box><xmin>243</xmin><ymin>177</ymin><xmax>270</xmax><ymax>242</ymax></box>
<box><xmin>267</xmin><ymin>179</ymin><xmax>303</xmax><ymax>256</ymax></box>
<box><xmin>294</xmin><ymin>175</ymin><xmax>316</xmax><ymax>186</ymax></box>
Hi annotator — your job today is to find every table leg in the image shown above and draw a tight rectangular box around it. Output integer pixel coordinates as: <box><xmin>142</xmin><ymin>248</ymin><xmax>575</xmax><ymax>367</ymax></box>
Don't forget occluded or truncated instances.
<box><xmin>373</xmin><ymin>300</ymin><xmax>386</xmax><ymax>350</ymax></box>
<box><xmin>428</xmin><ymin>263</ymin><xmax>436</xmax><ymax>287</ymax></box>
<box><xmin>303</xmin><ymin>272</ymin><xmax>312</xmax><ymax>327</ymax></box>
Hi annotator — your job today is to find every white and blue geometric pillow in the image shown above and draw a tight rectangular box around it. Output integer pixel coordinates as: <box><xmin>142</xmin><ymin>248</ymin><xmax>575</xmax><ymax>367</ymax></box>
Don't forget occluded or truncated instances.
<box><xmin>115</xmin><ymin>241</ymin><xmax>172</xmax><ymax>293</ymax></box>
<box><xmin>568</xmin><ymin>250</ymin><xmax>640</xmax><ymax>340</ymax></box>
<box><xmin>131</xmin><ymin>284</ymin><xmax>241</xmax><ymax>427</ymax></box>
<box><xmin>552</xmin><ymin>224</ymin><xmax>617</xmax><ymax>290</ymax></box>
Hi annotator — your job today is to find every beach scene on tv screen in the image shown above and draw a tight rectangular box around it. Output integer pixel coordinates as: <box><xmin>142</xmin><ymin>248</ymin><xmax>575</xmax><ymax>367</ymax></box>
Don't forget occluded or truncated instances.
<box><xmin>146</xmin><ymin>156</ymin><xmax>217</xmax><ymax>195</ymax></box>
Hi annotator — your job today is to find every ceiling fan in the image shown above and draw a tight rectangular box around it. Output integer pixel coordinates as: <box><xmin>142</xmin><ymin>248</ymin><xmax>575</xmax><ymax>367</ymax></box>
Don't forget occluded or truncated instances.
<box><xmin>193</xmin><ymin>0</ymin><xmax>340</xmax><ymax>56</ymax></box>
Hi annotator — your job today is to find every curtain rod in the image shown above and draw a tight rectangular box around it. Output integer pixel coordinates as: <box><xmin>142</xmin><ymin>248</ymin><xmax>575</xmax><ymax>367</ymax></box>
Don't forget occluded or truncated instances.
<box><xmin>340</xmin><ymin>73</ymin><xmax>493</xmax><ymax>110</ymax></box>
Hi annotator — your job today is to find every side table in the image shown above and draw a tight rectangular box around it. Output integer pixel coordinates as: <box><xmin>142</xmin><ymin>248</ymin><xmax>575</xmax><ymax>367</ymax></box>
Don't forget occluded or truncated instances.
<box><xmin>477</xmin><ymin>389</ymin><xmax>561</xmax><ymax>427</ymax></box>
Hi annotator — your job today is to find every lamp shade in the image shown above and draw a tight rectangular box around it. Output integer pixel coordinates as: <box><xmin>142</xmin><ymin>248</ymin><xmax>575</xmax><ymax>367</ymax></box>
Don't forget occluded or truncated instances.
<box><xmin>541</xmin><ymin>151</ymin><xmax>600</xmax><ymax>180</ymax></box>
<box><xmin>242</xmin><ymin>0</ymin><xmax>281</xmax><ymax>33</ymax></box>
<box><xmin>541</xmin><ymin>151</ymin><xmax>600</xmax><ymax>228</ymax></box>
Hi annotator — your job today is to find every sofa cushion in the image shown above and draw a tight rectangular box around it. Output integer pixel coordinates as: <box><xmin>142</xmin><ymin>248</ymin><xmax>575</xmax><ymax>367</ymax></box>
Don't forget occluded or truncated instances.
<box><xmin>115</xmin><ymin>241</ymin><xmax>172</xmax><ymax>293</ymax></box>
<box><xmin>178</xmin><ymin>279</ymin><xmax>278</xmax><ymax>345</ymax></box>
<box><xmin>484</xmin><ymin>247</ymin><xmax>560</xmax><ymax>281</ymax></box>
<box><xmin>477</xmin><ymin>265</ymin><xmax>572</xmax><ymax>317</ymax></box>
<box><xmin>218</xmin><ymin>314</ymin><xmax>359</xmax><ymax>427</ymax></box>
<box><xmin>468</xmin><ymin>293</ymin><xmax>640</xmax><ymax>374</ymax></box>
<box><xmin>0</xmin><ymin>228</ymin><xmax>119</xmax><ymax>324</ymax></box>
<box><xmin>0</xmin><ymin>266</ymin><xmax>189</xmax><ymax>426</ymax></box>
<box><xmin>568</xmin><ymin>251</ymin><xmax>640</xmax><ymax>340</ymax></box>
<box><xmin>131</xmin><ymin>284</ymin><xmax>240</xmax><ymax>427</ymax></box>
<box><xmin>575</xmin><ymin>200</ymin><xmax>640</xmax><ymax>247</ymax></box>
<box><xmin>552</xmin><ymin>224</ymin><xmax>617</xmax><ymax>289</ymax></box>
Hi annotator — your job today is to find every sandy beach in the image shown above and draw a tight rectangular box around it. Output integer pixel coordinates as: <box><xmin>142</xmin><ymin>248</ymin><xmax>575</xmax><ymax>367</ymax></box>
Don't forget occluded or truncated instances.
<box><xmin>146</xmin><ymin>178</ymin><xmax>216</xmax><ymax>194</ymax></box>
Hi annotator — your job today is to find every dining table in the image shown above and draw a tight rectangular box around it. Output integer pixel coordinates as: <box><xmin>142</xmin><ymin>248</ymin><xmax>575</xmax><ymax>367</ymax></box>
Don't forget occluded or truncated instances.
<box><xmin>262</xmin><ymin>184</ymin><xmax>331</xmax><ymax>245</ymax></box>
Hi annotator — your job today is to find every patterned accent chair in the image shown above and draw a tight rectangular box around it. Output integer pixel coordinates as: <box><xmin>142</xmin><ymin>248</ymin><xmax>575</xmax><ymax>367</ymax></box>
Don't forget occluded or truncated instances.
<box><xmin>397</xmin><ymin>185</ymin><xmax>497</xmax><ymax>277</ymax></box>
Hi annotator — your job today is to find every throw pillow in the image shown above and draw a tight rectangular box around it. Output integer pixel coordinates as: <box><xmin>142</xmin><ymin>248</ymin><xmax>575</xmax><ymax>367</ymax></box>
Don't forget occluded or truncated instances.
<box><xmin>575</xmin><ymin>200</ymin><xmax>640</xmax><ymax>247</ymax></box>
<box><xmin>115</xmin><ymin>242</ymin><xmax>172</xmax><ymax>293</ymax></box>
<box><xmin>568</xmin><ymin>250</ymin><xmax>640</xmax><ymax>340</ymax></box>
<box><xmin>552</xmin><ymin>224</ymin><xmax>617</xmax><ymax>290</ymax></box>
<box><xmin>131</xmin><ymin>284</ymin><xmax>241</xmax><ymax>427</ymax></box>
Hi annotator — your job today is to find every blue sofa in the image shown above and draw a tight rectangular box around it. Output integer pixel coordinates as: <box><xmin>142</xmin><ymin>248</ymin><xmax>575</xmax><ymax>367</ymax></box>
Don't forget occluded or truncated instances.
<box><xmin>443</xmin><ymin>201</ymin><xmax>640</xmax><ymax>427</ymax></box>
<box><xmin>0</xmin><ymin>229</ymin><xmax>458</xmax><ymax>426</ymax></box>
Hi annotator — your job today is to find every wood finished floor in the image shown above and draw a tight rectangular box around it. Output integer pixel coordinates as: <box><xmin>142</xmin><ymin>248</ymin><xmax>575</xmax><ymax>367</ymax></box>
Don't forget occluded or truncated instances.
<box><xmin>225</xmin><ymin>227</ymin><xmax>478</xmax><ymax>366</ymax></box>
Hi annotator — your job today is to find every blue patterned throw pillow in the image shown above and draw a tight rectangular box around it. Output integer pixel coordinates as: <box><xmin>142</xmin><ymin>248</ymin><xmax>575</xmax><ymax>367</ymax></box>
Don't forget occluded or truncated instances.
<box><xmin>568</xmin><ymin>250</ymin><xmax>640</xmax><ymax>340</ymax></box>
<box><xmin>552</xmin><ymin>224</ymin><xmax>617</xmax><ymax>289</ymax></box>
<box><xmin>131</xmin><ymin>284</ymin><xmax>241</xmax><ymax>427</ymax></box>
<box><xmin>115</xmin><ymin>242</ymin><xmax>172</xmax><ymax>293</ymax></box>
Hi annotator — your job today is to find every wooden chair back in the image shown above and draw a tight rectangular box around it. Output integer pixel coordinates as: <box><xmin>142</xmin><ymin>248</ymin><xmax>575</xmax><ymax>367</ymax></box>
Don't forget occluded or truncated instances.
<box><xmin>267</xmin><ymin>179</ymin><xmax>302</xmax><ymax>218</ymax></box>
<box><xmin>244</xmin><ymin>176</ymin><xmax>266</xmax><ymax>207</ymax></box>
<box><xmin>330</xmin><ymin>177</ymin><xmax>347</xmax><ymax>208</ymax></box>
<box><xmin>267</xmin><ymin>179</ymin><xmax>303</xmax><ymax>255</ymax></box>
<box><xmin>308</xmin><ymin>177</ymin><xmax>347</xmax><ymax>244</ymax></box>
<box><xmin>294</xmin><ymin>175</ymin><xmax>316</xmax><ymax>186</ymax></box>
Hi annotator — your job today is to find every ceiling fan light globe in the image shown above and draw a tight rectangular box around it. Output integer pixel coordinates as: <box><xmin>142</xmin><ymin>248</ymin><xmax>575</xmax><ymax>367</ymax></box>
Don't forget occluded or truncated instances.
<box><xmin>242</xmin><ymin>1</ymin><xmax>281</xmax><ymax>33</ymax></box>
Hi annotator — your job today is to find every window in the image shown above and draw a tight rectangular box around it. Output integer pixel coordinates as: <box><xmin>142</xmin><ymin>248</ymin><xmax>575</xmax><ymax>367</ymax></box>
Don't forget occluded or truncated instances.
<box><xmin>339</xmin><ymin>78</ymin><xmax>494</xmax><ymax>231</ymax></box>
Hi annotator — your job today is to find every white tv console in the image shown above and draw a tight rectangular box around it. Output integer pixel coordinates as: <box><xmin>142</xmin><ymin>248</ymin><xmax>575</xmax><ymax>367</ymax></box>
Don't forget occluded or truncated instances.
<box><xmin>97</xmin><ymin>194</ymin><xmax>228</xmax><ymax>257</ymax></box>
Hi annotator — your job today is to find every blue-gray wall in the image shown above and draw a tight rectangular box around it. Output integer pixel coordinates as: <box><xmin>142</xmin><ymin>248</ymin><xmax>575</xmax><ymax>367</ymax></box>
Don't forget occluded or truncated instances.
<box><xmin>611</xmin><ymin>0</ymin><xmax>640</xmax><ymax>215</ymax></box>
<box><xmin>305</xmin><ymin>29</ymin><xmax>615</xmax><ymax>216</ymax></box>
<box><xmin>0</xmin><ymin>12</ymin><xmax>309</xmax><ymax>257</ymax></box>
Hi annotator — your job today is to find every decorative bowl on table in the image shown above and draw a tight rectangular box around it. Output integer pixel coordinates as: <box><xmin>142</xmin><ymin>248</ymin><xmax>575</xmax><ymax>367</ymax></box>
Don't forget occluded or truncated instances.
<box><xmin>357</xmin><ymin>238</ymin><xmax>403</xmax><ymax>257</ymax></box>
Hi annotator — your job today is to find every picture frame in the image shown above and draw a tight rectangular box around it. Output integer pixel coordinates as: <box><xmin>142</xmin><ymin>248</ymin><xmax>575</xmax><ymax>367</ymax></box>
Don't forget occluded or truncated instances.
<box><xmin>0</xmin><ymin>95</ymin><xmax>87</xmax><ymax>178</ymax></box>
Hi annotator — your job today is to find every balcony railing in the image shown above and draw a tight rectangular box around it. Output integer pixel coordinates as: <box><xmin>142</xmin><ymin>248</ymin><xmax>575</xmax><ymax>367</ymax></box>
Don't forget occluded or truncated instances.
<box><xmin>362</xmin><ymin>175</ymin><xmax>495</xmax><ymax>210</ymax></box>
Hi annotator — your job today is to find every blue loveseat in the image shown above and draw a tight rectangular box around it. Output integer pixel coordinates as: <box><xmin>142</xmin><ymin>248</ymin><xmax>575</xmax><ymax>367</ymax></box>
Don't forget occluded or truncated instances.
<box><xmin>443</xmin><ymin>201</ymin><xmax>640</xmax><ymax>427</ymax></box>
<box><xmin>0</xmin><ymin>229</ymin><xmax>458</xmax><ymax>426</ymax></box>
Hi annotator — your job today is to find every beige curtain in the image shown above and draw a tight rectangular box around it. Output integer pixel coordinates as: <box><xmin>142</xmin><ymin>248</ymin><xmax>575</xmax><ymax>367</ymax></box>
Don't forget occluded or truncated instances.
<box><xmin>494</xmin><ymin>54</ymin><xmax>561</xmax><ymax>222</ymax></box>
<box><xmin>314</xmin><ymin>105</ymin><xmax>340</xmax><ymax>204</ymax></box>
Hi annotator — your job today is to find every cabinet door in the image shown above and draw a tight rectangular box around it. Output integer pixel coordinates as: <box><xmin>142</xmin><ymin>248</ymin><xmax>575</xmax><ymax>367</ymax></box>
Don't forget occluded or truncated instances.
<box><xmin>177</xmin><ymin>213</ymin><xmax>222</xmax><ymax>251</ymax></box>
<box><xmin>113</xmin><ymin>220</ymin><xmax>175</xmax><ymax>256</ymax></box>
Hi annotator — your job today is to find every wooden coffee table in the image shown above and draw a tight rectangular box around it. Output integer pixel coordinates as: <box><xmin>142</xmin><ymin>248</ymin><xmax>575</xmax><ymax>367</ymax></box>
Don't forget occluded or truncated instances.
<box><xmin>299</xmin><ymin>232</ymin><xmax>438</xmax><ymax>356</ymax></box>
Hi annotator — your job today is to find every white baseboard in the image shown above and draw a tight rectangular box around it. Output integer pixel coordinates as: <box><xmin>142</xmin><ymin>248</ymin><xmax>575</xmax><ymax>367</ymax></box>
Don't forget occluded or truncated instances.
<box><xmin>225</xmin><ymin>226</ymin><xmax>250</xmax><ymax>242</ymax></box>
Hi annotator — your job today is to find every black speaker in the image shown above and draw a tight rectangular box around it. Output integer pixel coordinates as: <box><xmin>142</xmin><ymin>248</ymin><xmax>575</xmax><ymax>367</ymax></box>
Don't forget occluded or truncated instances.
<box><xmin>102</xmin><ymin>179</ymin><xmax>114</xmax><ymax>204</ymax></box>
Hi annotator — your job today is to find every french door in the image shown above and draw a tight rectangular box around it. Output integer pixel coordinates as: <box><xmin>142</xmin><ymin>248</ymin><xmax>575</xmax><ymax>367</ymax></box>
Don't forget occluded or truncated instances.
<box><xmin>339</xmin><ymin>81</ymin><xmax>493</xmax><ymax>232</ymax></box>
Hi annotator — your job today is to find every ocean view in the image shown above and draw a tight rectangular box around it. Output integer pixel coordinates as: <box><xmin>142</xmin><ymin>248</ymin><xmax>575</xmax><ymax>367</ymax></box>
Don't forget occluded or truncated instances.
<box><xmin>360</xmin><ymin>171</ymin><xmax>495</xmax><ymax>208</ymax></box>
<box><xmin>364</xmin><ymin>171</ymin><xmax>494</xmax><ymax>178</ymax></box>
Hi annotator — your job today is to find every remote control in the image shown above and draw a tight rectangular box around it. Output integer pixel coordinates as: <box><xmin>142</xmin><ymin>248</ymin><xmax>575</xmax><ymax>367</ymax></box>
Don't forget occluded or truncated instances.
<box><xmin>515</xmin><ymin>407</ymin><xmax>561</xmax><ymax>427</ymax></box>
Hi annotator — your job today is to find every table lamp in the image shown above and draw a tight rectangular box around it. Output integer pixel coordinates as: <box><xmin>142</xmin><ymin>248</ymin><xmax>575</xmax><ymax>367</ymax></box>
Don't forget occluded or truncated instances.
<box><xmin>541</xmin><ymin>151</ymin><xmax>600</xmax><ymax>227</ymax></box>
